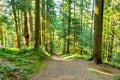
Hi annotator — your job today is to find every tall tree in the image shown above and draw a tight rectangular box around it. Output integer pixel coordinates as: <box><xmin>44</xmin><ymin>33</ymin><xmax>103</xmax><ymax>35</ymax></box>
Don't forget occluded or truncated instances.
<box><xmin>11</xmin><ymin>0</ymin><xmax>20</xmax><ymax>48</ymax></box>
<box><xmin>0</xmin><ymin>26</ymin><xmax>3</xmax><ymax>46</ymax></box>
<box><xmin>34</xmin><ymin>0</ymin><xmax>40</xmax><ymax>49</ymax></box>
<box><xmin>46</xmin><ymin>0</ymin><xmax>50</xmax><ymax>51</ymax></box>
<box><xmin>67</xmin><ymin>0</ymin><xmax>71</xmax><ymax>54</ymax></box>
<box><xmin>79</xmin><ymin>0</ymin><xmax>83</xmax><ymax>54</ymax></box>
<box><xmin>28</xmin><ymin>0</ymin><xmax>34</xmax><ymax>46</ymax></box>
<box><xmin>73</xmin><ymin>0</ymin><xmax>76</xmax><ymax>54</ymax></box>
<box><xmin>23</xmin><ymin>0</ymin><xmax>29</xmax><ymax>46</ymax></box>
<box><xmin>42</xmin><ymin>0</ymin><xmax>46</xmax><ymax>47</ymax></box>
<box><xmin>93</xmin><ymin>0</ymin><xmax>104</xmax><ymax>64</ymax></box>
<box><xmin>62</xmin><ymin>0</ymin><xmax>67</xmax><ymax>54</ymax></box>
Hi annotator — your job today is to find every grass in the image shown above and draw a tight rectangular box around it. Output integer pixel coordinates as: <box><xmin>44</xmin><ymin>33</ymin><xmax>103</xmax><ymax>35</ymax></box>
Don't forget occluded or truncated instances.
<box><xmin>62</xmin><ymin>54</ymin><xmax>120</xmax><ymax>68</ymax></box>
<box><xmin>0</xmin><ymin>47</ymin><xmax>49</xmax><ymax>80</ymax></box>
<box><xmin>103</xmin><ymin>60</ymin><xmax>120</xmax><ymax>68</ymax></box>
<box><xmin>62</xmin><ymin>54</ymin><xmax>92</xmax><ymax>60</ymax></box>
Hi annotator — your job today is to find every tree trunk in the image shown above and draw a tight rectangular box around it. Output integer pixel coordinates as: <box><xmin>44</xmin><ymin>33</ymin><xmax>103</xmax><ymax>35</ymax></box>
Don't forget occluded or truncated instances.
<box><xmin>39</xmin><ymin>1</ymin><xmax>41</xmax><ymax>46</ymax></box>
<box><xmin>3</xmin><ymin>30</ymin><xmax>6</xmax><ymax>47</ymax></box>
<box><xmin>28</xmin><ymin>0</ymin><xmax>34</xmax><ymax>46</ymax></box>
<box><xmin>62</xmin><ymin>1</ymin><xmax>66</xmax><ymax>54</ymax></box>
<box><xmin>79</xmin><ymin>0</ymin><xmax>83</xmax><ymax>54</ymax></box>
<box><xmin>93</xmin><ymin>0</ymin><xmax>104</xmax><ymax>64</ymax></box>
<box><xmin>46</xmin><ymin>0</ymin><xmax>50</xmax><ymax>52</ymax></box>
<box><xmin>11</xmin><ymin>0</ymin><xmax>20</xmax><ymax>48</ymax></box>
<box><xmin>67</xmin><ymin>0</ymin><xmax>71</xmax><ymax>54</ymax></box>
<box><xmin>23</xmin><ymin>12</ymin><xmax>29</xmax><ymax>46</ymax></box>
<box><xmin>42</xmin><ymin>0</ymin><xmax>46</xmax><ymax>48</ymax></box>
<box><xmin>73</xmin><ymin>0</ymin><xmax>76</xmax><ymax>54</ymax></box>
<box><xmin>0</xmin><ymin>26</ymin><xmax>3</xmax><ymax>46</ymax></box>
<box><xmin>34</xmin><ymin>0</ymin><xmax>40</xmax><ymax>49</ymax></box>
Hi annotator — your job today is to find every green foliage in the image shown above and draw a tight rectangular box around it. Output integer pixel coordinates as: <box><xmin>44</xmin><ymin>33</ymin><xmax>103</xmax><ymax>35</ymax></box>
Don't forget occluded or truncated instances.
<box><xmin>0</xmin><ymin>48</ymin><xmax>18</xmax><ymax>60</ymax></box>
<box><xmin>103</xmin><ymin>60</ymin><xmax>120</xmax><ymax>68</ymax></box>
<box><xmin>0</xmin><ymin>62</ymin><xmax>29</xmax><ymax>80</ymax></box>
<box><xmin>0</xmin><ymin>0</ymin><xmax>120</xmax><ymax>77</ymax></box>
<box><xmin>62</xmin><ymin>54</ymin><xmax>92</xmax><ymax>60</ymax></box>
<box><xmin>114</xmin><ymin>75</ymin><xmax>120</xmax><ymax>80</ymax></box>
<box><xmin>0</xmin><ymin>47</ymin><xmax>49</xmax><ymax>79</ymax></box>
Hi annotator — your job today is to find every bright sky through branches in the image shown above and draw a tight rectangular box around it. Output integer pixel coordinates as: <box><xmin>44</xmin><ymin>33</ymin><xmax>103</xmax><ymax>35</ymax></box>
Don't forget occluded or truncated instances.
<box><xmin>54</xmin><ymin>0</ymin><xmax>62</xmax><ymax>16</ymax></box>
<box><xmin>54</xmin><ymin>0</ymin><xmax>62</xmax><ymax>4</ymax></box>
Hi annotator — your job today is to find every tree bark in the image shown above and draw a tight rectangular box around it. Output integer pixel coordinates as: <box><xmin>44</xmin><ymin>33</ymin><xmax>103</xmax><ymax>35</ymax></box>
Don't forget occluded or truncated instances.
<box><xmin>79</xmin><ymin>0</ymin><xmax>83</xmax><ymax>54</ymax></box>
<box><xmin>67</xmin><ymin>0</ymin><xmax>71</xmax><ymax>54</ymax></box>
<box><xmin>62</xmin><ymin>0</ymin><xmax>66</xmax><ymax>54</ymax></box>
<box><xmin>73</xmin><ymin>0</ymin><xmax>76</xmax><ymax>54</ymax></box>
<box><xmin>93</xmin><ymin>0</ymin><xmax>104</xmax><ymax>64</ymax></box>
<box><xmin>28</xmin><ymin>0</ymin><xmax>34</xmax><ymax>46</ymax></box>
<box><xmin>23</xmin><ymin>12</ymin><xmax>29</xmax><ymax>46</ymax></box>
<box><xmin>42</xmin><ymin>0</ymin><xmax>45</xmax><ymax>47</ymax></box>
<box><xmin>34</xmin><ymin>0</ymin><xmax>40</xmax><ymax>49</ymax></box>
<box><xmin>0</xmin><ymin>26</ymin><xmax>3</xmax><ymax>46</ymax></box>
<box><xmin>11</xmin><ymin>0</ymin><xmax>20</xmax><ymax>48</ymax></box>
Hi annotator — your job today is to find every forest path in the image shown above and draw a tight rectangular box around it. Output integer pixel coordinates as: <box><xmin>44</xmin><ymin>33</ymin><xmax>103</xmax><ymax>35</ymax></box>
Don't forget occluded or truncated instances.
<box><xmin>31</xmin><ymin>55</ymin><xmax>119</xmax><ymax>80</ymax></box>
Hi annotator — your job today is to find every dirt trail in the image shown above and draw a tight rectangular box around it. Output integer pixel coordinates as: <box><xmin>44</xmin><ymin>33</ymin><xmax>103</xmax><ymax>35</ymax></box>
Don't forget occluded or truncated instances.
<box><xmin>31</xmin><ymin>56</ymin><xmax>120</xmax><ymax>80</ymax></box>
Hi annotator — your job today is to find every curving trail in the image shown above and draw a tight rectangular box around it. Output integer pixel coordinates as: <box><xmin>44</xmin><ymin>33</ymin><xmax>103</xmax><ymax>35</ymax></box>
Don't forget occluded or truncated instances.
<box><xmin>31</xmin><ymin>55</ymin><xmax>120</xmax><ymax>80</ymax></box>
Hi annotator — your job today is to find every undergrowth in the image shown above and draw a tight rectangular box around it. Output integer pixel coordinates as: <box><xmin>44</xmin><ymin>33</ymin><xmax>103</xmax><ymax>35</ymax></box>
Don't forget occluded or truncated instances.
<box><xmin>62</xmin><ymin>54</ymin><xmax>92</xmax><ymax>60</ymax></box>
<box><xmin>103</xmin><ymin>60</ymin><xmax>120</xmax><ymax>68</ymax></box>
<box><xmin>114</xmin><ymin>75</ymin><xmax>120</xmax><ymax>80</ymax></box>
<box><xmin>62</xmin><ymin>54</ymin><xmax>120</xmax><ymax>68</ymax></box>
<box><xmin>0</xmin><ymin>47</ymin><xmax>50</xmax><ymax>80</ymax></box>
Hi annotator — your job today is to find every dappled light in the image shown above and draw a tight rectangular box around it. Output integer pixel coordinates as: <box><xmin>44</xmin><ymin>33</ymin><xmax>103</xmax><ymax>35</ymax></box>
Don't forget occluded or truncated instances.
<box><xmin>0</xmin><ymin>0</ymin><xmax>120</xmax><ymax>80</ymax></box>
<box><xmin>52</xmin><ymin>55</ymin><xmax>71</xmax><ymax>61</ymax></box>
<box><xmin>89</xmin><ymin>68</ymin><xmax>113</xmax><ymax>76</ymax></box>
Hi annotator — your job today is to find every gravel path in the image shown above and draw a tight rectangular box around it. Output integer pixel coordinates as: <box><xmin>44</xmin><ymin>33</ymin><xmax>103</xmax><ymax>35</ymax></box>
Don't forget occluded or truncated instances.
<box><xmin>31</xmin><ymin>56</ymin><xmax>120</xmax><ymax>80</ymax></box>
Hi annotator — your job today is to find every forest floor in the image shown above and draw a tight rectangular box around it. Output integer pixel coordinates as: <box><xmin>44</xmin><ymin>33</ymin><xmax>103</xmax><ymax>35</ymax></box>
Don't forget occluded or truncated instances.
<box><xmin>31</xmin><ymin>55</ymin><xmax>120</xmax><ymax>80</ymax></box>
